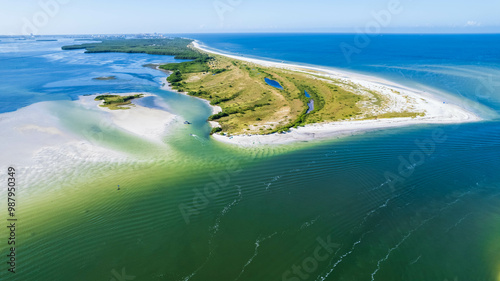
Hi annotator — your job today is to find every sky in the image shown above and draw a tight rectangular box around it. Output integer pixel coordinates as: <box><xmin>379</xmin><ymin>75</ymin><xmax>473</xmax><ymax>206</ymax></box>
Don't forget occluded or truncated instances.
<box><xmin>1</xmin><ymin>0</ymin><xmax>499</xmax><ymax>35</ymax></box>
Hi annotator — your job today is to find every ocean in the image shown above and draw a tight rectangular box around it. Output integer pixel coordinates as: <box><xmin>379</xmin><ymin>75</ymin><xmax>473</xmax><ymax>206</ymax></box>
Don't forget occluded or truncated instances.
<box><xmin>0</xmin><ymin>34</ymin><xmax>499</xmax><ymax>281</ymax></box>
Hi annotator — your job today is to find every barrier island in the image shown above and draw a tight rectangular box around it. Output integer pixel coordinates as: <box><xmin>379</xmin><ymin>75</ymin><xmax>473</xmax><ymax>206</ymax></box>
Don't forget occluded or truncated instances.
<box><xmin>63</xmin><ymin>39</ymin><xmax>478</xmax><ymax>143</ymax></box>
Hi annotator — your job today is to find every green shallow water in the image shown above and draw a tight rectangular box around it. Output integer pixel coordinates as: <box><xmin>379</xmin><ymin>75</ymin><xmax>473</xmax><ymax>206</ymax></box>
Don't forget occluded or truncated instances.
<box><xmin>2</xmin><ymin>117</ymin><xmax>500</xmax><ymax>281</ymax></box>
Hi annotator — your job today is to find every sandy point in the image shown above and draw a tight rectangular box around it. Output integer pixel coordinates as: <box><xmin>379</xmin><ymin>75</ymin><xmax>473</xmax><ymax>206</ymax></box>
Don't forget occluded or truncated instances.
<box><xmin>191</xmin><ymin>41</ymin><xmax>482</xmax><ymax>146</ymax></box>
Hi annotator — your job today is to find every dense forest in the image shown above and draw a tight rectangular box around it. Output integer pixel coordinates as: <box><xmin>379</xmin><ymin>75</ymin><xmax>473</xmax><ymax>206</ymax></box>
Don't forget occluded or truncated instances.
<box><xmin>61</xmin><ymin>38</ymin><xmax>203</xmax><ymax>59</ymax></box>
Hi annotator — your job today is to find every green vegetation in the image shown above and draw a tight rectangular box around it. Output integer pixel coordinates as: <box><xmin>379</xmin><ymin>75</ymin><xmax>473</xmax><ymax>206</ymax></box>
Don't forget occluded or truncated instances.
<box><xmin>160</xmin><ymin>56</ymin><xmax>211</xmax><ymax>74</ymax></box>
<box><xmin>367</xmin><ymin>111</ymin><xmax>425</xmax><ymax>119</ymax></box>
<box><xmin>92</xmin><ymin>76</ymin><xmax>117</xmax><ymax>81</ymax></box>
<box><xmin>208</xmin><ymin>112</ymin><xmax>229</xmax><ymax>121</ymax></box>
<box><xmin>167</xmin><ymin>71</ymin><xmax>183</xmax><ymax>83</ymax></box>
<box><xmin>164</xmin><ymin>54</ymin><xmax>424</xmax><ymax>135</ymax></box>
<box><xmin>212</xmin><ymin>69</ymin><xmax>228</xmax><ymax>75</ymax></box>
<box><xmin>94</xmin><ymin>94</ymin><xmax>144</xmax><ymax>110</ymax></box>
<box><xmin>210</xmin><ymin>127</ymin><xmax>223</xmax><ymax>135</ymax></box>
<box><xmin>68</xmin><ymin>39</ymin><xmax>423</xmax><ymax>135</ymax></box>
<box><xmin>74</xmin><ymin>38</ymin><xmax>100</xmax><ymax>41</ymax></box>
<box><xmin>62</xmin><ymin>38</ymin><xmax>202</xmax><ymax>59</ymax></box>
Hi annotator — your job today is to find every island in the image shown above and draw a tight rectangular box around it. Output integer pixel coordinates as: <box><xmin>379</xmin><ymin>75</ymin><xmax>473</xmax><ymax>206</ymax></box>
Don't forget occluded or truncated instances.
<box><xmin>95</xmin><ymin>94</ymin><xmax>144</xmax><ymax>110</ymax></box>
<box><xmin>62</xmin><ymin>38</ymin><xmax>479</xmax><ymax>145</ymax></box>
<box><xmin>61</xmin><ymin>38</ymin><xmax>201</xmax><ymax>59</ymax></box>
<box><xmin>161</xmin><ymin>52</ymin><xmax>426</xmax><ymax>136</ymax></box>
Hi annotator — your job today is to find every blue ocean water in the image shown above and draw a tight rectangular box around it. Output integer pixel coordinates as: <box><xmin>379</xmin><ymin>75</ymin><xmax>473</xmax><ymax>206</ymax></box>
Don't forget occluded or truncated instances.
<box><xmin>1</xmin><ymin>35</ymin><xmax>500</xmax><ymax>281</ymax></box>
<box><xmin>2</xmin><ymin>35</ymin><xmax>500</xmax><ymax>117</ymax></box>
<box><xmin>0</xmin><ymin>39</ymin><xmax>188</xmax><ymax>113</ymax></box>
<box><xmin>188</xmin><ymin>33</ymin><xmax>500</xmax><ymax>117</ymax></box>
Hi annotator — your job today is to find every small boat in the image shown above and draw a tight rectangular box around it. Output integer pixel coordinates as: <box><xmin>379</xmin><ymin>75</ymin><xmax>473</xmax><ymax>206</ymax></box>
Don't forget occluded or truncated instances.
<box><xmin>184</xmin><ymin>121</ymin><xmax>191</xmax><ymax>125</ymax></box>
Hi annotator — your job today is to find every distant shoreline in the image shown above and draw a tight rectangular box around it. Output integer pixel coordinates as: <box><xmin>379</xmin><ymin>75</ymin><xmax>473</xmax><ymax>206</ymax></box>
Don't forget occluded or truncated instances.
<box><xmin>190</xmin><ymin>41</ymin><xmax>481</xmax><ymax>146</ymax></box>
<box><xmin>149</xmin><ymin>63</ymin><xmax>223</xmax><ymax>116</ymax></box>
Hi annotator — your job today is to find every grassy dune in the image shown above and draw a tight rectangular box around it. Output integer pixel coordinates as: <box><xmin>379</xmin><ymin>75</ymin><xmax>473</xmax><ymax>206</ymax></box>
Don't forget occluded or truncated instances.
<box><xmin>165</xmin><ymin>54</ymin><xmax>423</xmax><ymax>135</ymax></box>
<box><xmin>63</xmin><ymin>38</ymin><xmax>421</xmax><ymax>134</ymax></box>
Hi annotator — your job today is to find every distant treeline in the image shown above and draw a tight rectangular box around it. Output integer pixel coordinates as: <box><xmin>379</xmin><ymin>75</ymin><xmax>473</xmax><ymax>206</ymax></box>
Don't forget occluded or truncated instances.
<box><xmin>61</xmin><ymin>38</ymin><xmax>203</xmax><ymax>59</ymax></box>
<box><xmin>161</xmin><ymin>56</ymin><xmax>211</xmax><ymax>84</ymax></box>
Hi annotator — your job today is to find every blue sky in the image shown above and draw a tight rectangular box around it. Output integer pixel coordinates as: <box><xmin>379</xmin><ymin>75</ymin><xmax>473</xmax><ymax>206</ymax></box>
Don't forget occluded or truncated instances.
<box><xmin>1</xmin><ymin>0</ymin><xmax>499</xmax><ymax>35</ymax></box>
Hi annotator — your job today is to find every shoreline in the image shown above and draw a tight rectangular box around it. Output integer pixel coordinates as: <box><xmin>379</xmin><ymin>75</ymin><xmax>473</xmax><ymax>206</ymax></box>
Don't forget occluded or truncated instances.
<box><xmin>0</xmin><ymin>92</ymin><xmax>179</xmax><ymax>196</ymax></box>
<box><xmin>191</xmin><ymin>41</ymin><xmax>481</xmax><ymax>146</ymax></box>
<box><xmin>0</xmin><ymin>100</ymin><xmax>130</xmax><ymax>194</ymax></box>
<box><xmin>0</xmin><ymin>93</ymin><xmax>177</xmax><ymax>187</ymax></box>
<box><xmin>151</xmin><ymin>63</ymin><xmax>223</xmax><ymax>117</ymax></box>
<box><xmin>159</xmin><ymin>76</ymin><xmax>222</xmax><ymax>116</ymax></box>
<box><xmin>78</xmin><ymin>93</ymin><xmax>178</xmax><ymax>142</ymax></box>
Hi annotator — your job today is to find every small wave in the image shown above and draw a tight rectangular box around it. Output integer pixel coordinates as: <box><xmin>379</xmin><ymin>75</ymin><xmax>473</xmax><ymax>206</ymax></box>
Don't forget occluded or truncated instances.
<box><xmin>235</xmin><ymin>232</ymin><xmax>278</xmax><ymax>280</ymax></box>
<box><xmin>181</xmin><ymin>186</ymin><xmax>244</xmax><ymax>281</ymax></box>
<box><xmin>306</xmin><ymin>160</ymin><xmax>317</xmax><ymax>168</ymax></box>
<box><xmin>261</xmin><ymin>175</ymin><xmax>282</xmax><ymax>190</ymax></box>
<box><xmin>316</xmin><ymin>241</ymin><xmax>358</xmax><ymax>281</ymax></box>
<box><xmin>370</xmin><ymin>230</ymin><xmax>414</xmax><ymax>281</ymax></box>
<box><xmin>190</xmin><ymin>134</ymin><xmax>208</xmax><ymax>146</ymax></box>
<box><xmin>360</xmin><ymin>198</ymin><xmax>391</xmax><ymax>223</ymax></box>
<box><xmin>300</xmin><ymin>215</ymin><xmax>320</xmax><ymax>230</ymax></box>
<box><xmin>352</xmin><ymin>191</ymin><xmax>405</xmax><ymax>234</ymax></box>
<box><xmin>324</xmin><ymin>150</ymin><xmax>337</xmax><ymax>157</ymax></box>
<box><xmin>179</xmin><ymin>253</ymin><xmax>212</xmax><ymax>281</ymax></box>
<box><xmin>211</xmin><ymin>186</ymin><xmax>243</xmax><ymax>235</ymax></box>
<box><xmin>445</xmin><ymin>213</ymin><xmax>473</xmax><ymax>233</ymax></box>
<box><xmin>369</xmin><ymin>179</ymin><xmax>392</xmax><ymax>192</ymax></box>
<box><xmin>316</xmin><ymin>231</ymin><xmax>373</xmax><ymax>281</ymax></box>
<box><xmin>409</xmin><ymin>255</ymin><xmax>421</xmax><ymax>265</ymax></box>
<box><xmin>369</xmin><ymin>212</ymin><xmax>440</xmax><ymax>281</ymax></box>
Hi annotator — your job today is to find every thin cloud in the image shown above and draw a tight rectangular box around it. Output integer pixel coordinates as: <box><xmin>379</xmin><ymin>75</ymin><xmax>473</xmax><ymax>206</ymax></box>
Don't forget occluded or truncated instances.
<box><xmin>465</xmin><ymin>21</ymin><xmax>481</xmax><ymax>27</ymax></box>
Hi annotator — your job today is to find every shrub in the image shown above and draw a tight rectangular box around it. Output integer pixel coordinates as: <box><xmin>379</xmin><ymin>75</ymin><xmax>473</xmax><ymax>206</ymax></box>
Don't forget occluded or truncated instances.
<box><xmin>210</xmin><ymin>127</ymin><xmax>222</xmax><ymax>135</ymax></box>
<box><xmin>208</xmin><ymin>112</ymin><xmax>229</xmax><ymax>121</ymax></box>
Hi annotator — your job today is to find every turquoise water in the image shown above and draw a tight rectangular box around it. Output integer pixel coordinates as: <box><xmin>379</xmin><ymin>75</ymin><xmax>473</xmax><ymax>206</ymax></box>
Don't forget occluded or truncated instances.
<box><xmin>0</xmin><ymin>35</ymin><xmax>500</xmax><ymax>281</ymax></box>
<box><xmin>0</xmin><ymin>38</ymin><xmax>189</xmax><ymax>113</ymax></box>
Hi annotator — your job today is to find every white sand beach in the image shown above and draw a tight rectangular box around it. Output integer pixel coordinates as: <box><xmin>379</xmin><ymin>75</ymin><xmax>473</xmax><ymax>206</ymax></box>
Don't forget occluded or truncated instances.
<box><xmin>78</xmin><ymin>93</ymin><xmax>177</xmax><ymax>142</ymax></box>
<box><xmin>192</xmin><ymin>41</ymin><xmax>481</xmax><ymax>146</ymax></box>
<box><xmin>0</xmin><ymin>93</ymin><xmax>177</xmax><ymax>192</ymax></box>
<box><xmin>0</xmin><ymin>101</ymin><xmax>126</xmax><ymax>193</ymax></box>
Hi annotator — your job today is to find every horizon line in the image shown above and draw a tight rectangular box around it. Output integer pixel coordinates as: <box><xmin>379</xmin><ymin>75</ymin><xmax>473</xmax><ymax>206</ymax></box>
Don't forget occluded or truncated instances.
<box><xmin>2</xmin><ymin>31</ymin><xmax>500</xmax><ymax>37</ymax></box>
